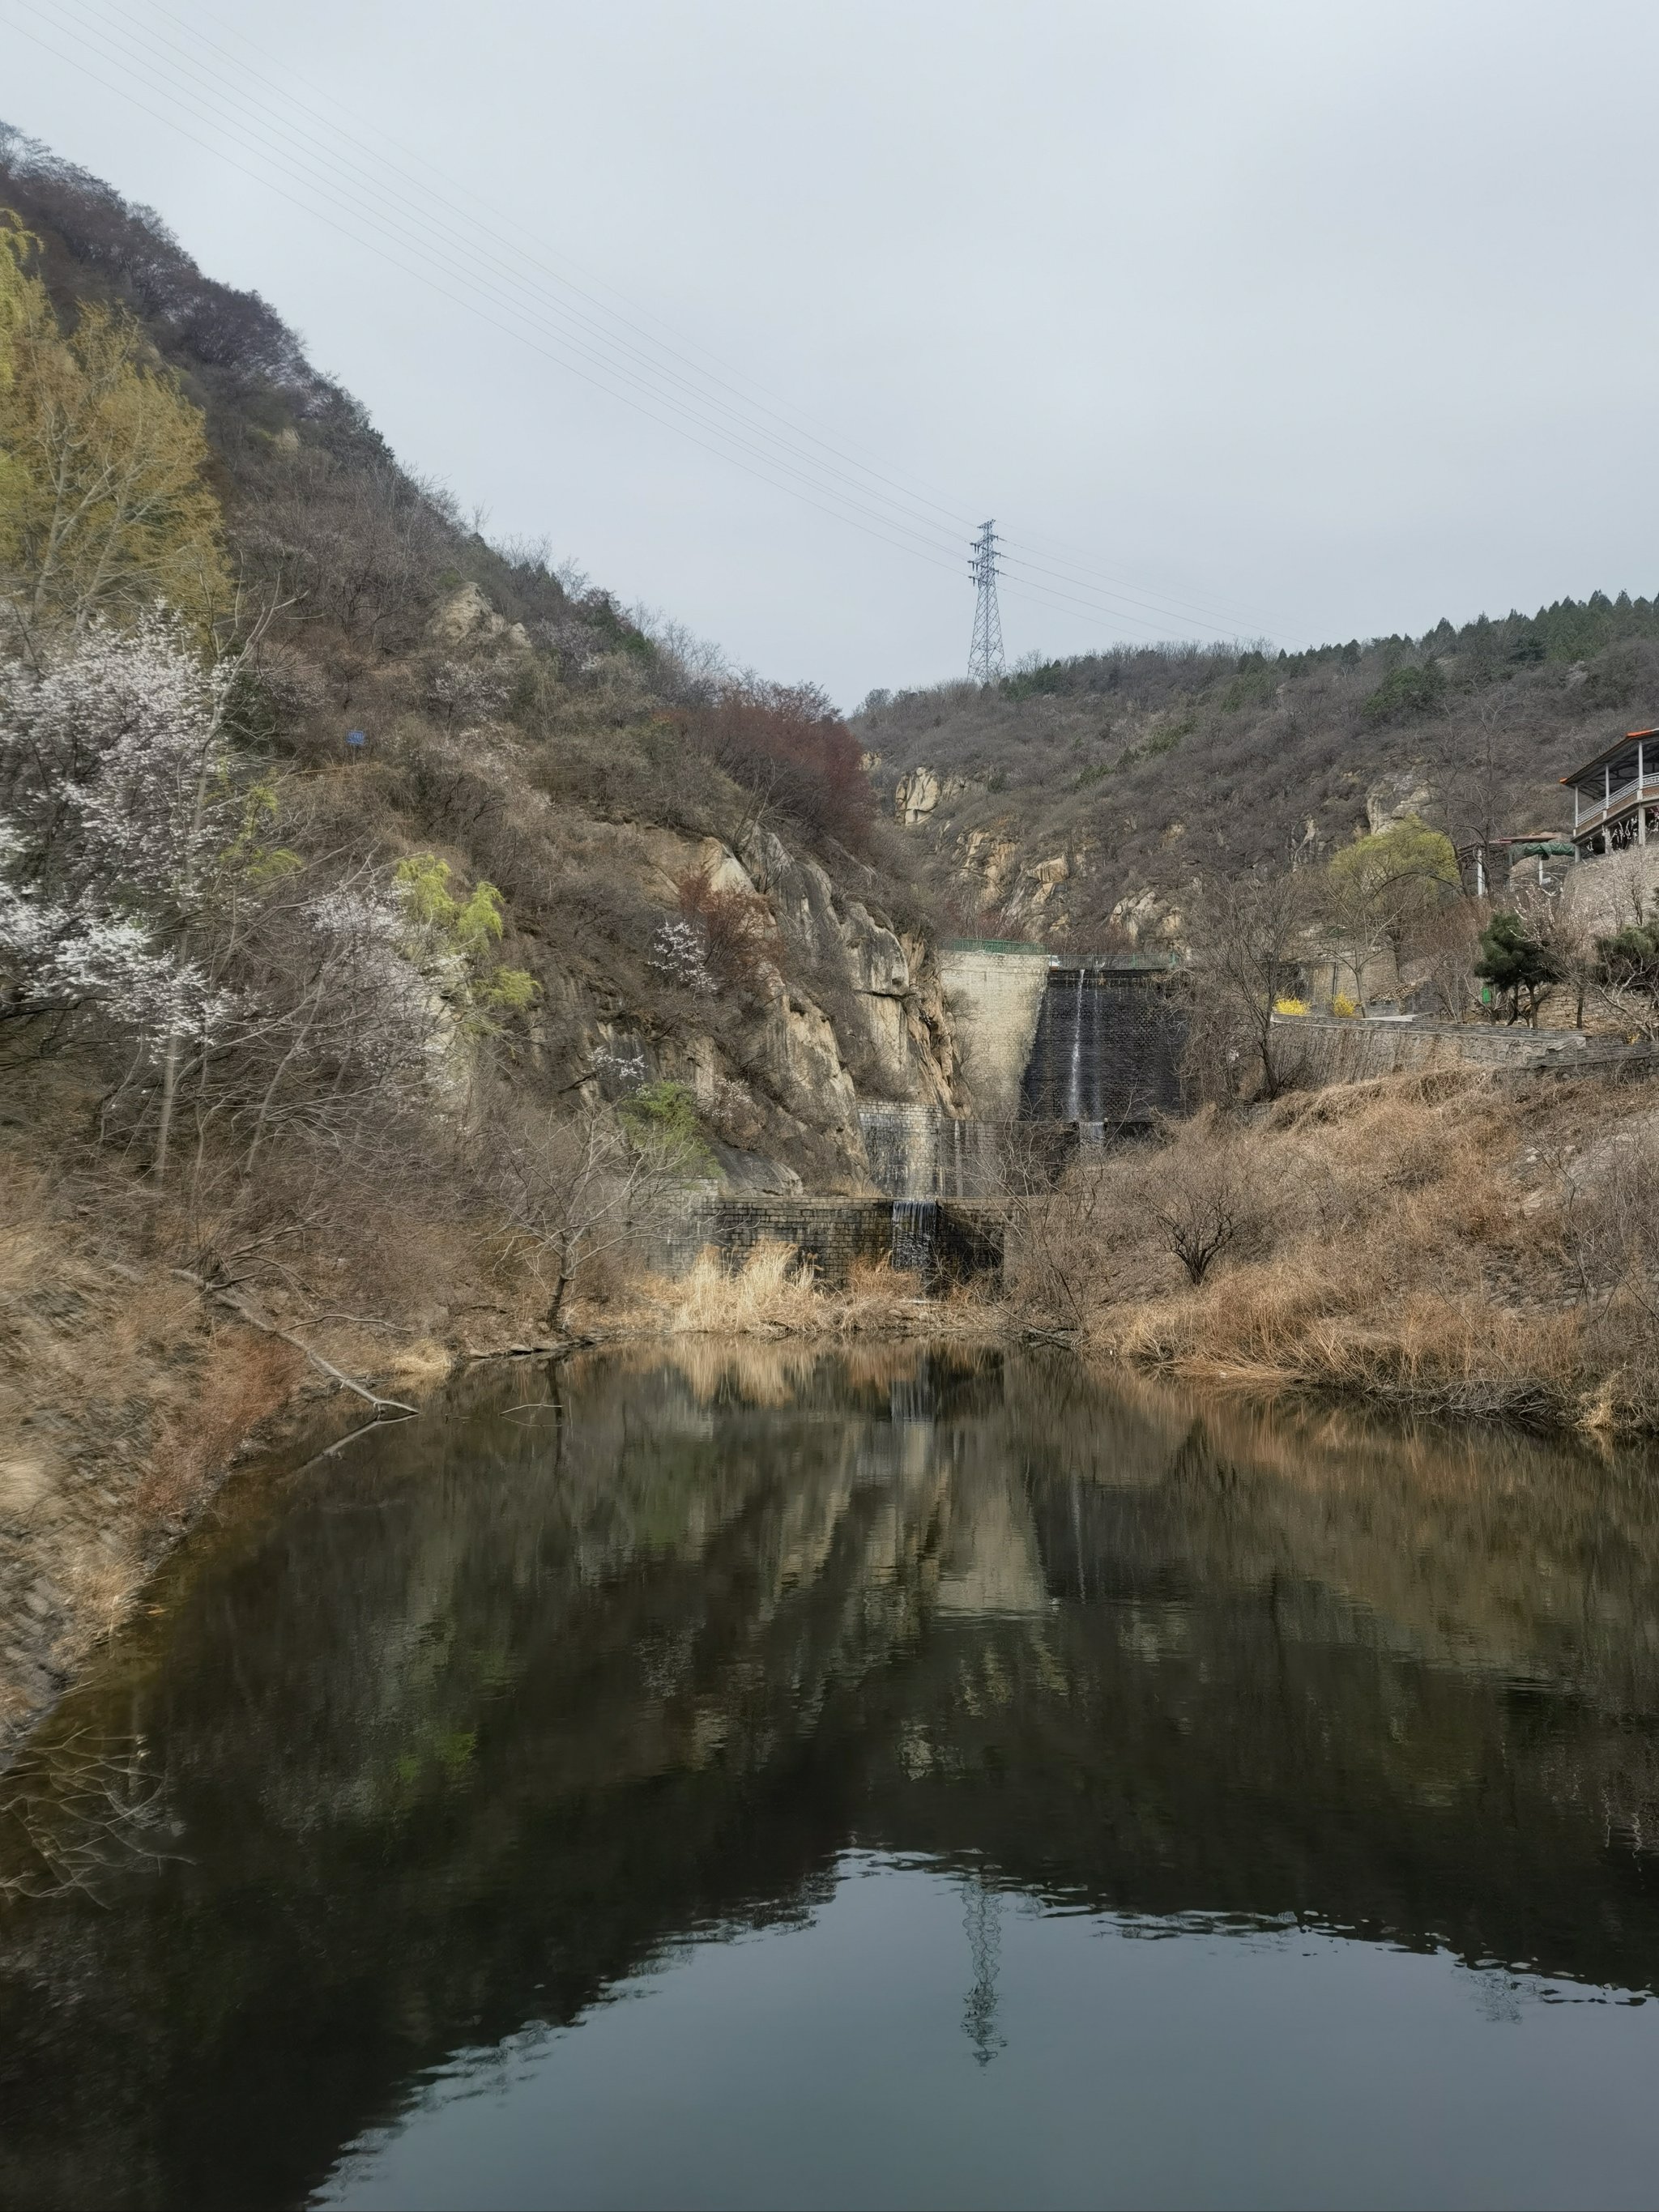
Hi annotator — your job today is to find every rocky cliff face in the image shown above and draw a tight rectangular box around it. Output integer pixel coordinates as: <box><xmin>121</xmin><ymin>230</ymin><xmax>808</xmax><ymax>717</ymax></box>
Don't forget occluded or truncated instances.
<box><xmin>535</xmin><ymin>820</ymin><xmax>964</xmax><ymax>1196</ymax></box>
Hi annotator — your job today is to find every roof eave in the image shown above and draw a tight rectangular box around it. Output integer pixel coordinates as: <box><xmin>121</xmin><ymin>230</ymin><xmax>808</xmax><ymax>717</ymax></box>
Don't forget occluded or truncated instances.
<box><xmin>1560</xmin><ymin>727</ymin><xmax>1659</xmax><ymax>786</ymax></box>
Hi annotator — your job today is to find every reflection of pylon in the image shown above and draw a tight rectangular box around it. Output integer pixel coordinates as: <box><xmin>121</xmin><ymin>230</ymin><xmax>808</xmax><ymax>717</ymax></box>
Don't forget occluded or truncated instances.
<box><xmin>968</xmin><ymin>520</ymin><xmax>1005</xmax><ymax>684</ymax></box>
<box><xmin>962</xmin><ymin>1866</ymin><xmax>1005</xmax><ymax>2065</ymax></box>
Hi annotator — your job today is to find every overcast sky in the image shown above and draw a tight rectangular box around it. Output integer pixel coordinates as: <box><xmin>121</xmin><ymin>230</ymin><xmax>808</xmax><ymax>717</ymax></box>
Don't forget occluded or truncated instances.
<box><xmin>5</xmin><ymin>0</ymin><xmax>1657</xmax><ymax>701</ymax></box>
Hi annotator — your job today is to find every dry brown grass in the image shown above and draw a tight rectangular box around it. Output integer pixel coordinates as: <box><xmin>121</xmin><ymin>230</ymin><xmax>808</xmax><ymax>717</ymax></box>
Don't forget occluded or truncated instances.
<box><xmin>1006</xmin><ymin>1068</ymin><xmax>1659</xmax><ymax>1430</ymax></box>
<box><xmin>0</xmin><ymin>1131</ymin><xmax>347</xmax><ymax>1758</ymax></box>
<box><xmin>629</xmin><ymin>1240</ymin><xmax>990</xmax><ymax>1340</ymax></box>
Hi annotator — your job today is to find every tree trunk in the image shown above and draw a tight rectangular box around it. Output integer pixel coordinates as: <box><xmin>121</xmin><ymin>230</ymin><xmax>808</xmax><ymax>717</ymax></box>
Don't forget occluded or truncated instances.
<box><xmin>544</xmin><ymin>1239</ymin><xmax>574</xmax><ymax>1336</ymax></box>
<box><xmin>151</xmin><ymin>1029</ymin><xmax>181</xmax><ymax>1182</ymax></box>
<box><xmin>150</xmin><ymin>728</ymin><xmax>220</xmax><ymax>1181</ymax></box>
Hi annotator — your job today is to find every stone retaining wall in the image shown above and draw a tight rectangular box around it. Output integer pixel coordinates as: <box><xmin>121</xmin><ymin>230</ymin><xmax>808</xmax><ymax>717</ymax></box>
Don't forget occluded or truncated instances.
<box><xmin>856</xmin><ymin>1105</ymin><xmax>1004</xmax><ymax>1198</ymax></box>
<box><xmin>1275</xmin><ymin>1015</ymin><xmax>1657</xmax><ymax>1085</ymax></box>
<box><xmin>646</xmin><ymin>1195</ymin><xmax>1004</xmax><ymax>1289</ymax></box>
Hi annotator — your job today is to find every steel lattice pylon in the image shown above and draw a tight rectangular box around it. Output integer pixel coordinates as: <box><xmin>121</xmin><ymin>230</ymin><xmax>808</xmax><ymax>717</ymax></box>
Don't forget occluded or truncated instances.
<box><xmin>968</xmin><ymin>518</ymin><xmax>1004</xmax><ymax>684</ymax></box>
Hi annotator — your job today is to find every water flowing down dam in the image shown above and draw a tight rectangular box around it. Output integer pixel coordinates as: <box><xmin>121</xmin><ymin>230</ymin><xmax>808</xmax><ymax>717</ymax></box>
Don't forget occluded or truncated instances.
<box><xmin>853</xmin><ymin>1107</ymin><xmax>1003</xmax><ymax>1282</ymax></box>
<box><xmin>855</xmin><ymin>960</ymin><xmax>1183</xmax><ymax>1271</ymax></box>
<box><xmin>1018</xmin><ymin>964</ymin><xmax>1183</xmax><ymax>1129</ymax></box>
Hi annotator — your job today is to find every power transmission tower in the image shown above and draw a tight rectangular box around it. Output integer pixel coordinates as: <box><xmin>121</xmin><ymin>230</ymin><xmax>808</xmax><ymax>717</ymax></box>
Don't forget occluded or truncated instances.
<box><xmin>968</xmin><ymin>519</ymin><xmax>1005</xmax><ymax>684</ymax></box>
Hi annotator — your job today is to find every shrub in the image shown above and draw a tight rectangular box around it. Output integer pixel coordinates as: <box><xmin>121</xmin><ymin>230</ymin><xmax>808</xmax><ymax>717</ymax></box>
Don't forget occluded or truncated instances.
<box><xmin>619</xmin><ymin>1080</ymin><xmax>714</xmax><ymax>1176</ymax></box>
<box><xmin>680</xmin><ymin>680</ymin><xmax>873</xmax><ymax>850</ymax></box>
<box><xmin>676</xmin><ymin>867</ymin><xmax>779</xmax><ymax>995</ymax></box>
<box><xmin>646</xmin><ymin>917</ymin><xmax>716</xmax><ymax>996</ymax></box>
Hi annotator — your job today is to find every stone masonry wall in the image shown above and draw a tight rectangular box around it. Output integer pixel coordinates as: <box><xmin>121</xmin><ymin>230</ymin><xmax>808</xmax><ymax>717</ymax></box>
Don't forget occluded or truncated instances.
<box><xmin>1277</xmin><ymin>1015</ymin><xmax>1657</xmax><ymax>1085</ymax></box>
<box><xmin>856</xmin><ymin>1105</ymin><xmax>1004</xmax><ymax>1198</ymax></box>
<box><xmin>647</xmin><ymin>1198</ymin><xmax>894</xmax><ymax>1287</ymax></box>
<box><xmin>643</xmin><ymin>1195</ymin><xmax>1004</xmax><ymax>1289</ymax></box>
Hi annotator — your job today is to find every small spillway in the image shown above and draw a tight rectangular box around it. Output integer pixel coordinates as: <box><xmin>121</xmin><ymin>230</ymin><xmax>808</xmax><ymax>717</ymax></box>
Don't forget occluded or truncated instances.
<box><xmin>1020</xmin><ymin>967</ymin><xmax>1183</xmax><ymax>1126</ymax></box>
<box><xmin>1064</xmin><ymin>970</ymin><xmax>1086</xmax><ymax>1119</ymax></box>
<box><xmin>857</xmin><ymin>1106</ymin><xmax>1002</xmax><ymax>1201</ymax></box>
<box><xmin>890</xmin><ymin>1197</ymin><xmax>938</xmax><ymax>1277</ymax></box>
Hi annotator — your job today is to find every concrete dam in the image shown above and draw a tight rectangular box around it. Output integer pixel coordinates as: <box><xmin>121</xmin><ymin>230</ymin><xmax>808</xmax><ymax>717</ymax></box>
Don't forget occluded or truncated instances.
<box><xmin>932</xmin><ymin>945</ymin><xmax>1183</xmax><ymax>1131</ymax></box>
<box><xmin>1017</xmin><ymin>965</ymin><xmax>1184</xmax><ymax>1129</ymax></box>
<box><xmin>858</xmin><ymin>951</ymin><xmax>1184</xmax><ymax>1203</ymax></box>
<box><xmin>659</xmin><ymin>947</ymin><xmax>1183</xmax><ymax>1290</ymax></box>
<box><xmin>848</xmin><ymin>949</ymin><xmax>1185</xmax><ymax>1278</ymax></box>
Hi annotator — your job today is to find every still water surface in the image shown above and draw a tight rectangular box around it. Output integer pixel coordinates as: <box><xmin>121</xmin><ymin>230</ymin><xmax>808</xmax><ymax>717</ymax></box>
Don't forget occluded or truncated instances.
<box><xmin>5</xmin><ymin>1346</ymin><xmax>1659</xmax><ymax>2210</ymax></box>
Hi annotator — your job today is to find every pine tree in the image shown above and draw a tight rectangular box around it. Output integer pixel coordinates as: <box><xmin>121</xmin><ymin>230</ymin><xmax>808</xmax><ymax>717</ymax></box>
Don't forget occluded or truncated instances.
<box><xmin>1475</xmin><ymin>910</ymin><xmax>1557</xmax><ymax>1026</ymax></box>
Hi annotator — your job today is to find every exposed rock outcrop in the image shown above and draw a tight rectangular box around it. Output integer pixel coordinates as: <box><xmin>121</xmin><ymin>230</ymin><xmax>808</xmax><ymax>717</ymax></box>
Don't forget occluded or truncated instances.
<box><xmin>548</xmin><ymin>822</ymin><xmax>962</xmax><ymax>1193</ymax></box>
<box><xmin>1366</xmin><ymin>769</ymin><xmax>1433</xmax><ymax>834</ymax></box>
<box><xmin>431</xmin><ymin>582</ymin><xmax>531</xmax><ymax>653</ymax></box>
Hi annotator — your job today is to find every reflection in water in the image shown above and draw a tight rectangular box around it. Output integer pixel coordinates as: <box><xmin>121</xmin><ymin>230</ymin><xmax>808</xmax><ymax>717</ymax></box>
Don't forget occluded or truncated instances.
<box><xmin>961</xmin><ymin>1869</ymin><xmax>1004</xmax><ymax>2067</ymax></box>
<box><xmin>2</xmin><ymin>1348</ymin><xmax>1659</xmax><ymax>2208</ymax></box>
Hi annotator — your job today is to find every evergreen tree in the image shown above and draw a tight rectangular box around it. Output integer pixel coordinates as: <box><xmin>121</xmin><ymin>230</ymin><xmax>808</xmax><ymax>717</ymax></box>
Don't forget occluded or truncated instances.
<box><xmin>1475</xmin><ymin>910</ymin><xmax>1557</xmax><ymax>1025</ymax></box>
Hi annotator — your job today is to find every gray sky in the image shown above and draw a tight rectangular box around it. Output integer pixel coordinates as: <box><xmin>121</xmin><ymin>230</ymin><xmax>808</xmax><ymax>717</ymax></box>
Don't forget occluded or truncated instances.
<box><xmin>6</xmin><ymin>0</ymin><xmax>1657</xmax><ymax>701</ymax></box>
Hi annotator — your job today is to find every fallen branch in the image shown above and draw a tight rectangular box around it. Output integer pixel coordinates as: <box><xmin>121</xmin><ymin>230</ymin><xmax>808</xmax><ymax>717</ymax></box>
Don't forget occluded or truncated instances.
<box><xmin>169</xmin><ymin>1271</ymin><xmax>418</xmax><ymax>1416</ymax></box>
<box><xmin>463</xmin><ymin>1336</ymin><xmax>587</xmax><ymax>1362</ymax></box>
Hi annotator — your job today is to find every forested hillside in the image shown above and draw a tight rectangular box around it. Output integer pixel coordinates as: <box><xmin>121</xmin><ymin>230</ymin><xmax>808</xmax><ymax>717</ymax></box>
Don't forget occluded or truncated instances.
<box><xmin>856</xmin><ymin>598</ymin><xmax>1659</xmax><ymax>943</ymax></box>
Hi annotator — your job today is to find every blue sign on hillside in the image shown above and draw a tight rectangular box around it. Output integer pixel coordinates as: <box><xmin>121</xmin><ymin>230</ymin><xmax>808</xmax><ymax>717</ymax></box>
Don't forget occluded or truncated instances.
<box><xmin>347</xmin><ymin>729</ymin><xmax>366</xmax><ymax>752</ymax></box>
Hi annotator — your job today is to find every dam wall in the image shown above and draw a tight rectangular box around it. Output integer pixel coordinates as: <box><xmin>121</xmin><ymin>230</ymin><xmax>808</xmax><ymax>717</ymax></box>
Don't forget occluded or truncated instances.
<box><xmin>1020</xmin><ymin>968</ymin><xmax>1184</xmax><ymax>1127</ymax></box>
<box><xmin>937</xmin><ymin>946</ymin><xmax>1051</xmax><ymax>1117</ymax></box>
<box><xmin>857</xmin><ymin>1105</ymin><xmax>1004</xmax><ymax>1199</ymax></box>
<box><xmin>646</xmin><ymin>1194</ymin><xmax>1003</xmax><ymax>1289</ymax></box>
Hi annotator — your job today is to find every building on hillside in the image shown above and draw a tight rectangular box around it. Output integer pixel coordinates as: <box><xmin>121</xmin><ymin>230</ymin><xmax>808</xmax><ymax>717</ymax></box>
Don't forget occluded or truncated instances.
<box><xmin>1563</xmin><ymin>729</ymin><xmax>1659</xmax><ymax>858</ymax></box>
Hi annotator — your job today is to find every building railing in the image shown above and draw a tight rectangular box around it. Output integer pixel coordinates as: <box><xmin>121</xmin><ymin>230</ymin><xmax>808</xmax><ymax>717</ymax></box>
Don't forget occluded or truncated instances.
<box><xmin>1573</xmin><ymin>776</ymin><xmax>1659</xmax><ymax>840</ymax></box>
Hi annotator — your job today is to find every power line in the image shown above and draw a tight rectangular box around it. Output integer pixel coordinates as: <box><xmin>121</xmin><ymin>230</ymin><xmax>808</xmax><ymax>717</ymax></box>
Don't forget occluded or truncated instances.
<box><xmin>7</xmin><ymin>0</ymin><xmax>1306</xmax><ymax>652</ymax></box>
<box><xmin>70</xmin><ymin>0</ymin><xmax>1307</xmax><ymax>643</ymax></box>
<box><xmin>2</xmin><ymin>8</ymin><xmax>995</xmax><ymax>587</ymax></box>
<box><xmin>128</xmin><ymin>0</ymin><xmax>994</xmax><ymax>540</ymax></box>
<box><xmin>132</xmin><ymin>0</ymin><xmax>1305</xmax><ymax>639</ymax></box>
<box><xmin>30</xmin><ymin>0</ymin><xmax>981</xmax><ymax>569</ymax></box>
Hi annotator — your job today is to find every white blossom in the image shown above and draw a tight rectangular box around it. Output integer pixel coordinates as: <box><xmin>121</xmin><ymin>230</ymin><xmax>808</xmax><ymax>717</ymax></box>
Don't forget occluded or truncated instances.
<box><xmin>647</xmin><ymin>916</ymin><xmax>716</xmax><ymax>996</ymax></box>
<box><xmin>0</xmin><ymin>616</ymin><xmax>236</xmax><ymax>1042</ymax></box>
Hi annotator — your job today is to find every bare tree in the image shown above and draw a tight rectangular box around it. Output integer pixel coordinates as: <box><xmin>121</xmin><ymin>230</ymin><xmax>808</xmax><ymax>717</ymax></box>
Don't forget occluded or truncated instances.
<box><xmin>1183</xmin><ymin>864</ymin><xmax>1313</xmax><ymax>1100</ymax></box>
<box><xmin>1441</xmin><ymin>697</ymin><xmax>1515</xmax><ymax>901</ymax></box>
<box><xmin>242</xmin><ymin>451</ymin><xmax>455</xmax><ymax>650</ymax></box>
<box><xmin>995</xmin><ymin>1117</ymin><xmax>1120</xmax><ymax>1335</ymax></box>
<box><xmin>488</xmin><ymin>1095</ymin><xmax>697</xmax><ymax>1335</ymax></box>
<box><xmin>1523</xmin><ymin>884</ymin><xmax>1598</xmax><ymax>1030</ymax></box>
<box><xmin>1412</xmin><ymin>897</ymin><xmax>1485</xmax><ymax>1022</ymax></box>
<box><xmin>1149</xmin><ymin>1134</ymin><xmax>1261</xmax><ymax>1285</ymax></box>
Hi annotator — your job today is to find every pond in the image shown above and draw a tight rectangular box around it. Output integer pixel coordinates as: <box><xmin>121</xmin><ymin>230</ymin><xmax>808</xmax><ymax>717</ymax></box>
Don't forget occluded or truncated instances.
<box><xmin>4</xmin><ymin>1346</ymin><xmax>1659</xmax><ymax>2210</ymax></box>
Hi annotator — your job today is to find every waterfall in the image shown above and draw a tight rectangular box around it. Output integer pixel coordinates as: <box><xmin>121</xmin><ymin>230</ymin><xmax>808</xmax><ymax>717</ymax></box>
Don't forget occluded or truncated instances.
<box><xmin>1017</xmin><ymin>966</ymin><xmax>1186</xmax><ymax>1128</ymax></box>
<box><xmin>1064</xmin><ymin>971</ymin><xmax>1085</xmax><ymax>1120</ymax></box>
<box><xmin>891</xmin><ymin>1198</ymin><xmax>937</xmax><ymax>1278</ymax></box>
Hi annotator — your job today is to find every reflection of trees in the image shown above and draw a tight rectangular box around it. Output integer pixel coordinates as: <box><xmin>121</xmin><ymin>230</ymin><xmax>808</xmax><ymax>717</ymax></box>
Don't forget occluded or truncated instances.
<box><xmin>4</xmin><ymin>1349</ymin><xmax>1659</xmax><ymax>2208</ymax></box>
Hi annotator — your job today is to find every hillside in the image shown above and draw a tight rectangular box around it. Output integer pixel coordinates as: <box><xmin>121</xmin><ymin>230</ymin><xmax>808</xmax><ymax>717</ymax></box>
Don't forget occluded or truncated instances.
<box><xmin>855</xmin><ymin>600</ymin><xmax>1659</xmax><ymax>944</ymax></box>
<box><xmin>14</xmin><ymin>120</ymin><xmax>1659</xmax><ymax>1771</ymax></box>
<box><xmin>0</xmin><ymin>126</ymin><xmax>958</xmax><ymax>1749</ymax></box>
<box><xmin>0</xmin><ymin>120</ymin><xmax>957</xmax><ymax>1195</ymax></box>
